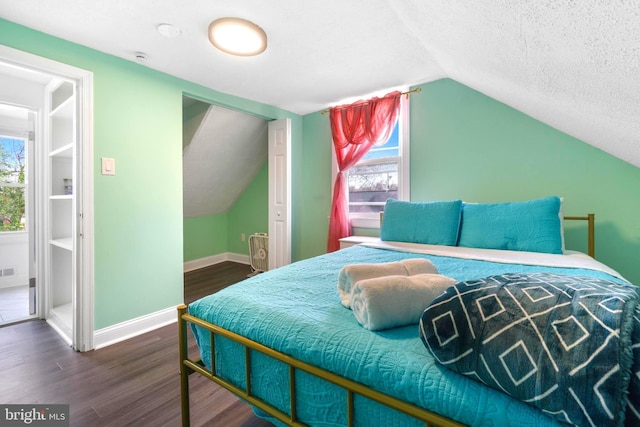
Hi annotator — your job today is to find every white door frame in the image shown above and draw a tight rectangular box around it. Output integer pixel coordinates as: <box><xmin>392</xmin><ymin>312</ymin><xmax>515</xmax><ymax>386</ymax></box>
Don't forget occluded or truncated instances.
<box><xmin>268</xmin><ymin>118</ymin><xmax>291</xmax><ymax>269</ymax></box>
<box><xmin>0</xmin><ymin>45</ymin><xmax>95</xmax><ymax>351</ymax></box>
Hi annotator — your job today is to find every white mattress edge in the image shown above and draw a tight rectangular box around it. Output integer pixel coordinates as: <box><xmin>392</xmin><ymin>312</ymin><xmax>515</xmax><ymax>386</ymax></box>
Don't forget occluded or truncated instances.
<box><xmin>361</xmin><ymin>240</ymin><xmax>628</xmax><ymax>283</ymax></box>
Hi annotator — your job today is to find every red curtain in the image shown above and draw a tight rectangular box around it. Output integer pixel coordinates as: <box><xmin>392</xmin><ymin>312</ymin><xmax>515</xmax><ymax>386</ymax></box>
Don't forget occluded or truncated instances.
<box><xmin>327</xmin><ymin>91</ymin><xmax>401</xmax><ymax>252</ymax></box>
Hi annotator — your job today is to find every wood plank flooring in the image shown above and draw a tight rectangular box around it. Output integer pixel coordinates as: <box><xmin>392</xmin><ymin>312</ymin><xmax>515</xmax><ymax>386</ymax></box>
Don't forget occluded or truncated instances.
<box><xmin>184</xmin><ymin>262</ymin><xmax>253</xmax><ymax>305</ymax></box>
<box><xmin>0</xmin><ymin>261</ymin><xmax>273</xmax><ymax>427</ymax></box>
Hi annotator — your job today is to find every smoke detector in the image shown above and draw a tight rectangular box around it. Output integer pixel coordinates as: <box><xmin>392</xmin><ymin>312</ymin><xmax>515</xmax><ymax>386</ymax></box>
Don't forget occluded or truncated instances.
<box><xmin>134</xmin><ymin>52</ymin><xmax>149</xmax><ymax>63</ymax></box>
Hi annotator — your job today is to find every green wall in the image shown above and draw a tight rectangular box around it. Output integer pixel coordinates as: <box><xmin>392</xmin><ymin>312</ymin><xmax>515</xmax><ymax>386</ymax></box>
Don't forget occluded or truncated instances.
<box><xmin>0</xmin><ymin>18</ymin><xmax>302</xmax><ymax>329</ymax></box>
<box><xmin>227</xmin><ymin>162</ymin><xmax>269</xmax><ymax>255</ymax></box>
<box><xmin>183</xmin><ymin>162</ymin><xmax>268</xmax><ymax>261</ymax></box>
<box><xmin>299</xmin><ymin>79</ymin><xmax>640</xmax><ymax>284</ymax></box>
<box><xmin>183</xmin><ymin>214</ymin><xmax>228</xmax><ymax>261</ymax></box>
<box><xmin>299</xmin><ymin>111</ymin><xmax>334</xmax><ymax>256</ymax></box>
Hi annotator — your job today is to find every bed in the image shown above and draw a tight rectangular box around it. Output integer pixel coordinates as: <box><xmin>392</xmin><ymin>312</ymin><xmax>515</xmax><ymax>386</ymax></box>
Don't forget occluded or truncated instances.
<box><xmin>178</xmin><ymin>197</ymin><xmax>640</xmax><ymax>426</ymax></box>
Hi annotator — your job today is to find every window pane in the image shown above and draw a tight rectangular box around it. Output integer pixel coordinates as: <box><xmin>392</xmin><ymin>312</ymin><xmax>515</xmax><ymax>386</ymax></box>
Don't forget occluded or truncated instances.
<box><xmin>0</xmin><ymin>186</ymin><xmax>26</xmax><ymax>231</ymax></box>
<box><xmin>0</xmin><ymin>137</ymin><xmax>26</xmax><ymax>232</ymax></box>
<box><xmin>349</xmin><ymin>119</ymin><xmax>400</xmax><ymax>213</ymax></box>
<box><xmin>0</xmin><ymin>137</ymin><xmax>25</xmax><ymax>184</ymax></box>
<box><xmin>348</xmin><ymin>162</ymin><xmax>398</xmax><ymax>213</ymax></box>
<box><xmin>360</xmin><ymin>121</ymin><xmax>399</xmax><ymax>161</ymax></box>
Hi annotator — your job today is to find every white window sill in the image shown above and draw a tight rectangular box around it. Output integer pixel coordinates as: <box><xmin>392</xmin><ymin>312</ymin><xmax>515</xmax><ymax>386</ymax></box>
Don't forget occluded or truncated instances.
<box><xmin>339</xmin><ymin>235</ymin><xmax>380</xmax><ymax>249</ymax></box>
<box><xmin>350</xmin><ymin>214</ymin><xmax>381</xmax><ymax>229</ymax></box>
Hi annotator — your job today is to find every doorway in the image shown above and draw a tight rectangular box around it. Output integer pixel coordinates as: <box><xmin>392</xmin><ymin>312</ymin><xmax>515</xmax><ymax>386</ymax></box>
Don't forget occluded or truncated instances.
<box><xmin>0</xmin><ymin>45</ymin><xmax>94</xmax><ymax>351</ymax></box>
<box><xmin>182</xmin><ymin>96</ymin><xmax>269</xmax><ymax>274</ymax></box>
<box><xmin>181</xmin><ymin>96</ymin><xmax>291</xmax><ymax>283</ymax></box>
<box><xmin>0</xmin><ymin>112</ymin><xmax>35</xmax><ymax>325</ymax></box>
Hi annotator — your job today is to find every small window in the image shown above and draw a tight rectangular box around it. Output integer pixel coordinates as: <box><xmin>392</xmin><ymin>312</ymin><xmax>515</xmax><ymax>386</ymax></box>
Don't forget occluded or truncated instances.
<box><xmin>0</xmin><ymin>136</ymin><xmax>27</xmax><ymax>232</ymax></box>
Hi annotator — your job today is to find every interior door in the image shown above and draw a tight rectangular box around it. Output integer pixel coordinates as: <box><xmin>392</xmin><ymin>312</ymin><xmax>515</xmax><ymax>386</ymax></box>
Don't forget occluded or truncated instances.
<box><xmin>0</xmin><ymin>105</ymin><xmax>33</xmax><ymax>322</ymax></box>
<box><xmin>268</xmin><ymin>118</ymin><xmax>291</xmax><ymax>269</ymax></box>
<box><xmin>27</xmin><ymin>113</ymin><xmax>36</xmax><ymax>315</ymax></box>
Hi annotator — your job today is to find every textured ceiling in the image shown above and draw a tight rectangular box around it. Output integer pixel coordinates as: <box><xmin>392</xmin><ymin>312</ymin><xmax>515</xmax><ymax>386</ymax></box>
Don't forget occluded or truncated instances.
<box><xmin>182</xmin><ymin>102</ymin><xmax>267</xmax><ymax>218</ymax></box>
<box><xmin>1</xmin><ymin>1</ymin><xmax>639</xmax><ymax>168</ymax></box>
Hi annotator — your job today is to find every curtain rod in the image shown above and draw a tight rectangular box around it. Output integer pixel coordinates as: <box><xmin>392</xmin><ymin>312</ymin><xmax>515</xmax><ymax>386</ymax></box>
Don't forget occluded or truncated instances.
<box><xmin>320</xmin><ymin>87</ymin><xmax>421</xmax><ymax>115</ymax></box>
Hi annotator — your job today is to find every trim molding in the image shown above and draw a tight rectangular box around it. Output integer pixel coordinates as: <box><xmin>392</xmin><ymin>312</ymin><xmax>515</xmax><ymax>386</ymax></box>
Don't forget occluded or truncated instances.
<box><xmin>93</xmin><ymin>306</ymin><xmax>177</xmax><ymax>350</ymax></box>
<box><xmin>0</xmin><ymin>275</ymin><xmax>29</xmax><ymax>288</ymax></box>
<box><xmin>93</xmin><ymin>253</ymin><xmax>250</xmax><ymax>349</ymax></box>
<box><xmin>184</xmin><ymin>252</ymin><xmax>250</xmax><ymax>272</ymax></box>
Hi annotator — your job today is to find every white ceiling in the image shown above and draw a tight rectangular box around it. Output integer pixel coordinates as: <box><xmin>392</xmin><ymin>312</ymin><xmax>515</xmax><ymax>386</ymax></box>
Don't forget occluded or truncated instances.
<box><xmin>1</xmin><ymin>1</ymin><xmax>639</xmax><ymax>168</ymax></box>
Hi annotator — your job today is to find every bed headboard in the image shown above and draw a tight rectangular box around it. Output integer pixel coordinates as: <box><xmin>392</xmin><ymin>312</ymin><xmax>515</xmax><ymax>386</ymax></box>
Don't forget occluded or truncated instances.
<box><xmin>564</xmin><ymin>214</ymin><xmax>595</xmax><ymax>258</ymax></box>
<box><xmin>378</xmin><ymin>212</ymin><xmax>596</xmax><ymax>258</ymax></box>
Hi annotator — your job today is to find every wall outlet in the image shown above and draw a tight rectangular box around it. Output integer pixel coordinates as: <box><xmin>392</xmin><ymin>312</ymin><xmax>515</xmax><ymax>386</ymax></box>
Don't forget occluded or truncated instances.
<box><xmin>241</xmin><ymin>233</ymin><xmax>246</xmax><ymax>242</ymax></box>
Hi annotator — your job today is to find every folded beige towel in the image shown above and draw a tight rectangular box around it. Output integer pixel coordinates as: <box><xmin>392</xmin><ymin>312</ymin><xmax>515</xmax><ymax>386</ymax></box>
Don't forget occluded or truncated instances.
<box><xmin>337</xmin><ymin>258</ymin><xmax>438</xmax><ymax>308</ymax></box>
<box><xmin>351</xmin><ymin>273</ymin><xmax>457</xmax><ymax>331</ymax></box>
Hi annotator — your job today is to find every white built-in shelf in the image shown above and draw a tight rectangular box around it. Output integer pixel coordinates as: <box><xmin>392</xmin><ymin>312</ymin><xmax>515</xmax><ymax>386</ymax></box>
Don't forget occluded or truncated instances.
<box><xmin>46</xmin><ymin>80</ymin><xmax>76</xmax><ymax>348</ymax></box>
<box><xmin>49</xmin><ymin>96</ymin><xmax>73</xmax><ymax>119</ymax></box>
<box><xmin>50</xmin><ymin>143</ymin><xmax>73</xmax><ymax>158</ymax></box>
<box><xmin>50</xmin><ymin>237</ymin><xmax>73</xmax><ymax>251</ymax></box>
<box><xmin>48</xmin><ymin>302</ymin><xmax>73</xmax><ymax>344</ymax></box>
<box><xmin>51</xmin><ymin>302</ymin><xmax>72</xmax><ymax>319</ymax></box>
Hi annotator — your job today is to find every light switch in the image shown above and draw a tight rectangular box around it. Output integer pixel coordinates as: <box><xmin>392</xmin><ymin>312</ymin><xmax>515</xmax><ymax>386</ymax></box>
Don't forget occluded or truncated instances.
<box><xmin>101</xmin><ymin>158</ymin><xmax>115</xmax><ymax>175</ymax></box>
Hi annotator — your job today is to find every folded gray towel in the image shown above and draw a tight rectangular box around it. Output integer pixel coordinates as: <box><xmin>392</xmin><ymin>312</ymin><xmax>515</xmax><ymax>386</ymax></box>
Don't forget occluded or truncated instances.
<box><xmin>337</xmin><ymin>258</ymin><xmax>438</xmax><ymax>308</ymax></box>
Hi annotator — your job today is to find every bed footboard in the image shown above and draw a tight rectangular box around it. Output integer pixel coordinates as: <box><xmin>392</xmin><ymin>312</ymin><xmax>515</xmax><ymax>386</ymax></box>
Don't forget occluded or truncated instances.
<box><xmin>178</xmin><ymin>304</ymin><xmax>463</xmax><ymax>427</ymax></box>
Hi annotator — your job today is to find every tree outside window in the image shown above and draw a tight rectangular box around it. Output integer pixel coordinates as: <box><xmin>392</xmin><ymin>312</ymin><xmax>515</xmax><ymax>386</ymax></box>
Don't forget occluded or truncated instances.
<box><xmin>0</xmin><ymin>137</ymin><xmax>26</xmax><ymax>232</ymax></box>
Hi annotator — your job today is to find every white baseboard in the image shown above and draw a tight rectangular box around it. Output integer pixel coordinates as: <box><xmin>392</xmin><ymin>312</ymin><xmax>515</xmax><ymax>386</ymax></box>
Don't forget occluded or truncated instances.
<box><xmin>47</xmin><ymin>316</ymin><xmax>72</xmax><ymax>347</ymax></box>
<box><xmin>226</xmin><ymin>252</ymin><xmax>251</xmax><ymax>265</ymax></box>
<box><xmin>93</xmin><ymin>306</ymin><xmax>177</xmax><ymax>350</ymax></box>
<box><xmin>92</xmin><ymin>254</ymin><xmax>250</xmax><ymax>350</ymax></box>
<box><xmin>0</xmin><ymin>274</ymin><xmax>29</xmax><ymax>289</ymax></box>
<box><xmin>184</xmin><ymin>252</ymin><xmax>250</xmax><ymax>272</ymax></box>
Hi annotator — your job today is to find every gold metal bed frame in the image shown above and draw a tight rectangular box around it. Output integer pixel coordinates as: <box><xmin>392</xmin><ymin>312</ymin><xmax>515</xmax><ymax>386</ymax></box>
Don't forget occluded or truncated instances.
<box><xmin>178</xmin><ymin>214</ymin><xmax>595</xmax><ymax>427</ymax></box>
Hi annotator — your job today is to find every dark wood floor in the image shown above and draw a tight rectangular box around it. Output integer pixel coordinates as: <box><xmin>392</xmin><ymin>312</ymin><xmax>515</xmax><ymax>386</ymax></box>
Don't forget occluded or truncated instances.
<box><xmin>0</xmin><ymin>261</ymin><xmax>273</xmax><ymax>427</ymax></box>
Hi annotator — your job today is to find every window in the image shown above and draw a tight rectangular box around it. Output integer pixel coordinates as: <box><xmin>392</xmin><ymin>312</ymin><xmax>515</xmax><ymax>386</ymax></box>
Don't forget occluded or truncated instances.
<box><xmin>348</xmin><ymin>124</ymin><xmax>400</xmax><ymax>213</ymax></box>
<box><xmin>341</xmin><ymin>95</ymin><xmax>409</xmax><ymax>228</ymax></box>
<box><xmin>0</xmin><ymin>136</ymin><xmax>27</xmax><ymax>232</ymax></box>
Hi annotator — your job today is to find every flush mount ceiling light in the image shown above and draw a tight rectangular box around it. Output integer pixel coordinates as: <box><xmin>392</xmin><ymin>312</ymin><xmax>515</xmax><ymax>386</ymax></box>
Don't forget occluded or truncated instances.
<box><xmin>208</xmin><ymin>17</ymin><xmax>267</xmax><ymax>56</ymax></box>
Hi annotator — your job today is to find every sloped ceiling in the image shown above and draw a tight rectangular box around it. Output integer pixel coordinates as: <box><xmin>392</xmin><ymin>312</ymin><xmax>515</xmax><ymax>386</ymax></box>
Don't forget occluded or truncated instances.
<box><xmin>2</xmin><ymin>1</ymin><xmax>639</xmax><ymax>168</ymax></box>
<box><xmin>391</xmin><ymin>1</ymin><xmax>640</xmax><ymax>169</ymax></box>
<box><xmin>182</xmin><ymin>101</ymin><xmax>267</xmax><ymax>218</ymax></box>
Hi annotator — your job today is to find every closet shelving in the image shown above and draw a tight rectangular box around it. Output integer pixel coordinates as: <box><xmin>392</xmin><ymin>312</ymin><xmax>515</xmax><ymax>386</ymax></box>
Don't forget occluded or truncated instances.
<box><xmin>46</xmin><ymin>80</ymin><xmax>76</xmax><ymax>343</ymax></box>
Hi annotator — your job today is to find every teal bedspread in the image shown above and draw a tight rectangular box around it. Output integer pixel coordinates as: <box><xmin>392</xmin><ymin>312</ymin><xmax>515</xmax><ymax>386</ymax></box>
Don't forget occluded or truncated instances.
<box><xmin>189</xmin><ymin>245</ymin><xmax>628</xmax><ymax>426</ymax></box>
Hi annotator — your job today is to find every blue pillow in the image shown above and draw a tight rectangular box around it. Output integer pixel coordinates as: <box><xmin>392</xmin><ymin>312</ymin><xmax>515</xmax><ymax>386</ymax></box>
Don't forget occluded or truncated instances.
<box><xmin>457</xmin><ymin>196</ymin><xmax>562</xmax><ymax>254</ymax></box>
<box><xmin>380</xmin><ymin>199</ymin><xmax>462</xmax><ymax>246</ymax></box>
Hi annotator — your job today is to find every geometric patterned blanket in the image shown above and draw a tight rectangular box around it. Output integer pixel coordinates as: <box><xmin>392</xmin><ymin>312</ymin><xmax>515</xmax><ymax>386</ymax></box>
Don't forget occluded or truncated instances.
<box><xmin>419</xmin><ymin>273</ymin><xmax>640</xmax><ymax>427</ymax></box>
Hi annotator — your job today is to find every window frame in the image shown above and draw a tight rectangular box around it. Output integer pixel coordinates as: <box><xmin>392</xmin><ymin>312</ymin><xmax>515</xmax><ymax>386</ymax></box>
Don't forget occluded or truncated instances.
<box><xmin>331</xmin><ymin>93</ymin><xmax>410</xmax><ymax>229</ymax></box>
<box><xmin>0</xmin><ymin>134</ymin><xmax>28</xmax><ymax>233</ymax></box>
